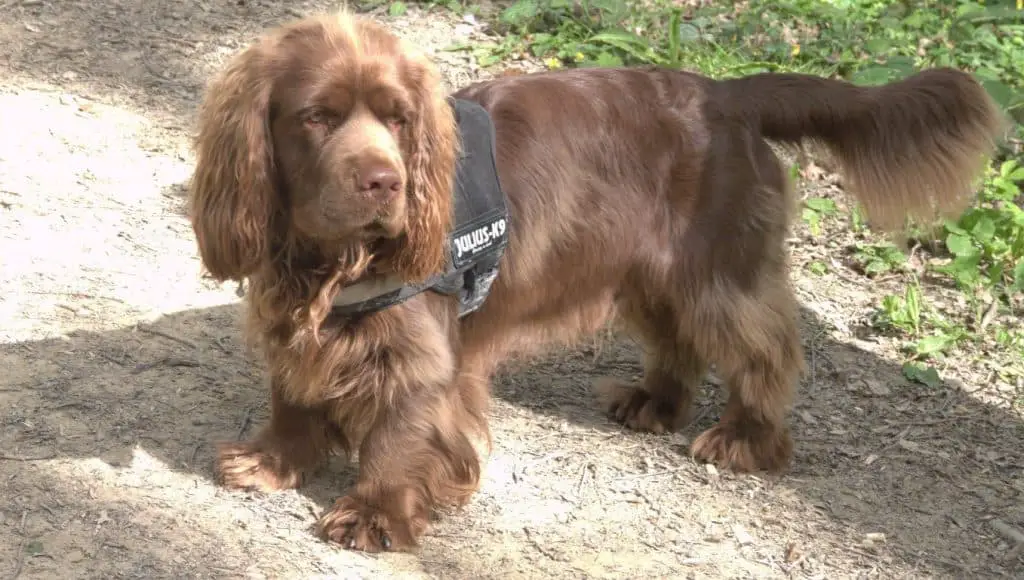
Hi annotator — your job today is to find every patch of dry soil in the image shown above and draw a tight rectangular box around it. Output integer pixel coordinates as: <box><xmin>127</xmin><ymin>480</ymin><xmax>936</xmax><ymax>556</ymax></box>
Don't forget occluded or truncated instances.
<box><xmin>1</xmin><ymin>1</ymin><xmax>1022</xmax><ymax>578</ymax></box>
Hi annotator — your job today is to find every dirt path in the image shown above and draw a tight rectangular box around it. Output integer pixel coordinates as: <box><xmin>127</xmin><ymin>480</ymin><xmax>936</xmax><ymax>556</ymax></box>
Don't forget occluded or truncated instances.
<box><xmin>1</xmin><ymin>2</ymin><xmax>1022</xmax><ymax>579</ymax></box>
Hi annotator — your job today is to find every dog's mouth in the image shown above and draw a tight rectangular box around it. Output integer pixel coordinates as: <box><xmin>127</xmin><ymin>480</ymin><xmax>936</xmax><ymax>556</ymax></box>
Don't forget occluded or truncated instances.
<box><xmin>363</xmin><ymin>211</ymin><xmax>404</xmax><ymax>240</ymax></box>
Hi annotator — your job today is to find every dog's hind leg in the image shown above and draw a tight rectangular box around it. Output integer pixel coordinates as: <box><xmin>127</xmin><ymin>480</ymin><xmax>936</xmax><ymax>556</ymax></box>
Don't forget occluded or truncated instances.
<box><xmin>686</xmin><ymin>273</ymin><xmax>803</xmax><ymax>473</ymax></box>
<box><xmin>596</xmin><ymin>282</ymin><xmax>707</xmax><ymax>435</ymax></box>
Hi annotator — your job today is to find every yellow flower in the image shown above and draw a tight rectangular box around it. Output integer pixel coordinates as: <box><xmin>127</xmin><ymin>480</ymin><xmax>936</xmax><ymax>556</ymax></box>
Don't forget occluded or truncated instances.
<box><xmin>791</xmin><ymin>43</ymin><xmax>801</xmax><ymax>57</ymax></box>
<box><xmin>544</xmin><ymin>57</ymin><xmax>562</xmax><ymax>69</ymax></box>
<box><xmin>574</xmin><ymin>52</ymin><xmax>585</xmax><ymax>62</ymax></box>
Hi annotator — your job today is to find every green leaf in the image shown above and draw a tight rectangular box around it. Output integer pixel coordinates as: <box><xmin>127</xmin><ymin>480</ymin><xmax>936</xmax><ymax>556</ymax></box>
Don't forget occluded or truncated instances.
<box><xmin>442</xmin><ymin>42</ymin><xmax>473</xmax><ymax>52</ymax></box>
<box><xmin>808</xmin><ymin>261</ymin><xmax>829</xmax><ymax>275</ymax></box>
<box><xmin>915</xmin><ymin>333</ymin><xmax>957</xmax><ymax>357</ymax></box>
<box><xmin>944</xmin><ymin>221</ymin><xmax>969</xmax><ymax>236</ymax></box>
<box><xmin>1014</xmin><ymin>260</ymin><xmax>1024</xmax><ymax>291</ymax></box>
<box><xmin>981</xmin><ymin>80</ymin><xmax>1015</xmax><ymax>110</ymax></box>
<box><xmin>1000</xmin><ymin>160</ymin><xmax>1024</xmax><ymax>181</ymax></box>
<box><xmin>589</xmin><ymin>29</ymin><xmax>657</xmax><ymax>64</ymax></box>
<box><xmin>476</xmin><ymin>52</ymin><xmax>502</xmax><ymax>67</ymax></box>
<box><xmin>805</xmin><ymin>197</ymin><xmax>838</xmax><ymax>214</ymax></box>
<box><xmin>500</xmin><ymin>0</ymin><xmax>539</xmax><ymax>26</ymax></box>
<box><xmin>677</xmin><ymin>23</ymin><xmax>702</xmax><ymax>44</ymax></box>
<box><xmin>851</xmin><ymin>65</ymin><xmax>897</xmax><ymax>86</ymax></box>
<box><xmin>802</xmin><ymin>208</ymin><xmax>821</xmax><ymax>235</ymax></box>
<box><xmin>971</xmin><ymin>216</ymin><xmax>997</xmax><ymax>244</ymax></box>
<box><xmin>902</xmin><ymin>362</ymin><xmax>943</xmax><ymax>388</ymax></box>
<box><xmin>905</xmin><ymin>284</ymin><xmax>921</xmax><ymax>331</ymax></box>
<box><xmin>886</xmin><ymin>56</ymin><xmax>917</xmax><ymax>78</ymax></box>
<box><xmin>864</xmin><ymin>38</ymin><xmax>890</xmax><ymax>55</ymax></box>
<box><xmin>588</xmin><ymin>29</ymin><xmax>650</xmax><ymax>49</ymax></box>
<box><xmin>388</xmin><ymin>1</ymin><xmax>406</xmax><ymax>17</ymax></box>
<box><xmin>25</xmin><ymin>540</ymin><xmax>44</xmax><ymax>556</ymax></box>
<box><xmin>945</xmin><ymin>232</ymin><xmax>977</xmax><ymax>257</ymax></box>
<box><xmin>593</xmin><ymin>52</ymin><xmax>624</xmax><ymax>67</ymax></box>
<box><xmin>863</xmin><ymin>260</ymin><xmax>886</xmax><ymax>275</ymax></box>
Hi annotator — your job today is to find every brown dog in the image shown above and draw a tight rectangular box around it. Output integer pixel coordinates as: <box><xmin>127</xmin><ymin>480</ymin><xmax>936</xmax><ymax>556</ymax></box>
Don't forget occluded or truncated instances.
<box><xmin>187</xmin><ymin>12</ymin><xmax>1004</xmax><ymax>551</ymax></box>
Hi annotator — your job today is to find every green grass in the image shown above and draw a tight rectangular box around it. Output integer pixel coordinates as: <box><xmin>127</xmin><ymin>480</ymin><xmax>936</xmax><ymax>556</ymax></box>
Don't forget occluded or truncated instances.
<box><xmin>457</xmin><ymin>0</ymin><xmax>1024</xmax><ymax>386</ymax></box>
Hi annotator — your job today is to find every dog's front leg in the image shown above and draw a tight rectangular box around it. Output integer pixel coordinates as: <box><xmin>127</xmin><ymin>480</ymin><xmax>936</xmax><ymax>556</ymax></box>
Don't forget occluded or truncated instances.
<box><xmin>316</xmin><ymin>382</ymin><xmax>483</xmax><ymax>552</ymax></box>
<box><xmin>216</xmin><ymin>380</ymin><xmax>339</xmax><ymax>492</ymax></box>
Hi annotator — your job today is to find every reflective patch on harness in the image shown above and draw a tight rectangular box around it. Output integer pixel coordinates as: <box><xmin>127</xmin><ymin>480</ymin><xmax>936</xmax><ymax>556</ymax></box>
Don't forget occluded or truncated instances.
<box><xmin>452</xmin><ymin>212</ymin><xmax>508</xmax><ymax>269</ymax></box>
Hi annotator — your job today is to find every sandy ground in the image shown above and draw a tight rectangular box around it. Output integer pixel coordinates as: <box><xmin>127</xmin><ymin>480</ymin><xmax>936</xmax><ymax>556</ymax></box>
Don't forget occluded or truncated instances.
<box><xmin>2</xmin><ymin>1</ymin><xmax>1023</xmax><ymax>579</ymax></box>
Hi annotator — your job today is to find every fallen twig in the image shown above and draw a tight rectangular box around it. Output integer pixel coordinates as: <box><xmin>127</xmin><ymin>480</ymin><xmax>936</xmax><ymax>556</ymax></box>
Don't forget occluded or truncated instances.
<box><xmin>523</xmin><ymin>526</ymin><xmax>559</xmax><ymax>561</ymax></box>
<box><xmin>613</xmin><ymin>465</ymin><xmax>689</xmax><ymax>482</ymax></box>
<box><xmin>96</xmin><ymin>353</ymin><xmax>128</xmax><ymax>366</ymax></box>
<box><xmin>189</xmin><ymin>443</ymin><xmax>202</xmax><ymax>467</ymax></box>
<box><xmin>236</xmin><ymin>407</ymin><xmax>254</xmax><ymax>440</ymax></box>
<box><xmin>978</xmin><ymin>298</ymin><xmax>1000</xmax><ymax>332</ymax></box>
<box><xmin>11</xmin><ymin>510</ymin><xmax>27</xmax><ymax>579</ymax></box>
<box><xmin>135</xmin><ymin>324</ymin><xmax>196</xmax><ymax>349</ymax></box>
<box><xmin>0</xmin><ymin>453</ymin><xmax>56</xmax><ymax>462</ymax></box>
<box><xmin>131</xmin><ymin>357</ymin><xmax>200</xmax><ymax>374</ymax></box>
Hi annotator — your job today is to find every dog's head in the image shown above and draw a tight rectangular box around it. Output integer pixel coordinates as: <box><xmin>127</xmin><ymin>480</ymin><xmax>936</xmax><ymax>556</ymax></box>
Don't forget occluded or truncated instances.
<box><xmin>188</xmin><ymin>12</ymin><xmax>456</xmax><ymax>283</ymax></box>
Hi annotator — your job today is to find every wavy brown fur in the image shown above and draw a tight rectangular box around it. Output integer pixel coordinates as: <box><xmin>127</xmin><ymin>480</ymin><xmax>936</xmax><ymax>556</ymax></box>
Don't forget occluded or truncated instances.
<box><xmin>721</xmin><ymin>69</ymin><xmax>1006</xmax><ymax>229</ymax></box>
<box><xmin>188</xmin><ymin>12</ymin><xmax>474</xmax><ymax>553</ymax></box>
<box><xmin>187</xmin><ymin>10</ymin><xmax>1004</xmax><ymax>553</ymax></box>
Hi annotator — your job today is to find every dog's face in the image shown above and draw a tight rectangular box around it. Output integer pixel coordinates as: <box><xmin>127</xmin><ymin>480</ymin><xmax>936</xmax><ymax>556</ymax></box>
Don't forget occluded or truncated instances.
<box><xmin>269</xmin><ymin>36</ymin><xmax>415</xmax><ymax>244</ymax></box>
<box><xmin>188</xmin><ymin>14</ymin><xmax>457</xmax><ymax>282</ymax></box>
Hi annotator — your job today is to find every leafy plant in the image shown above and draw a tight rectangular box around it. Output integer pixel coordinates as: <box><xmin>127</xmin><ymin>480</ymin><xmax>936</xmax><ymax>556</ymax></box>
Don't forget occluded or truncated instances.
<box><xmin>876</xmin><ymin>282</ymin><xmax>923</xmax><ymax>336</ymax></box>
<box><xmin>801</xmin><ymin>197</ymin><xmax>839</xmax><ymax>237</ymax></box>
<box><xmin>851</xmin><ymin>243</ymin><xmax>908</xmax><ymax>277</ymax></box>
<box><xmin>389</xmin><ymin>1</ymin><xmax>407</xmax><ymax>17</ymax></box>
<box><xmin>806</xmin><ymin>260</ymin><xmax>829</xmax><ymax>276</ymax></box>
<box><xmin>488</xmin><ymin>0</ymin><xmax>641</xmax><ymax>68</ymax></box>
<box><xmin>935</xmin><ymin>160</ymin><xmax>1024</xmax><ymax>296</ymax></box>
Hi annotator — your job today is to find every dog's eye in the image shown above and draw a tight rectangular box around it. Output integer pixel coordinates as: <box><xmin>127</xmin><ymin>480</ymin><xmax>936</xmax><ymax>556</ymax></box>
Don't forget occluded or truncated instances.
<box><xmin>385</xmin><ymin>116</ymin><xmax>407</xmax><ymax>132</ymax></box>
<box><xmin>303</xmin><ymin>111</ymin><xmax>331</xmax><ymax>129</ymax></box>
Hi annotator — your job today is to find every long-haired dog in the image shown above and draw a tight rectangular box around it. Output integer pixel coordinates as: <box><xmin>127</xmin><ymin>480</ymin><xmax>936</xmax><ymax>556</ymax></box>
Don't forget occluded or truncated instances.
<box><xmin>187</xmin><ymin>12</ymin><xmax>1004</xmax><ymax>551</ymax></box>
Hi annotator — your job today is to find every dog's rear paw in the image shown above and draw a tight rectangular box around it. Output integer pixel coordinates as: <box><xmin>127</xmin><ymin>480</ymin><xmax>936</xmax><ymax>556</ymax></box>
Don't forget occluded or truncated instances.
<box><xmin>690</xmin><ymin>422</ymin><xmax>792</xmax><ymax>473</ymax></box>
<box><xmin>595</xmin><ymin>379</ymin><xmax>679</xmax><ymax>434</ymax></box>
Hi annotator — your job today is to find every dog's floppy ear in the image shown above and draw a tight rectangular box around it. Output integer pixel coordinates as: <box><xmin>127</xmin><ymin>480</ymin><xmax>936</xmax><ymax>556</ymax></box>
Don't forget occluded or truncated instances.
<box><xmin>392</xmin><ymin>51</ymin><xmax>458</xmax><ymax>282</ymax></box>
<box><xmin>188</xmin><ymin>42</ymin><xmax>278</xmax><ymax>282</ymax></box>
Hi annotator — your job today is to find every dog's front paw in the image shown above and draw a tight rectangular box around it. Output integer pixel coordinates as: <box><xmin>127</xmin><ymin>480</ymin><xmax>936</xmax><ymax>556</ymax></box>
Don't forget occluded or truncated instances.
<box><xmin>317</xmin><ymin>493</ymin><xmax>425</xmax><ymax>552</ymax></box>
<box><xmin>216</xmin><ymin>440</ymin><xmax>305</xmax><ymax>492</ymax></box>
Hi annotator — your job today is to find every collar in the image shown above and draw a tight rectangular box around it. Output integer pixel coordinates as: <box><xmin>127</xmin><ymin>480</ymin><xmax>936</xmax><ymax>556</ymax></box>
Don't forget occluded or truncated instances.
<box><xmin>329</xmin><ymin>97</ymin><xmax>510</xmax><ymax>319</ymax></box>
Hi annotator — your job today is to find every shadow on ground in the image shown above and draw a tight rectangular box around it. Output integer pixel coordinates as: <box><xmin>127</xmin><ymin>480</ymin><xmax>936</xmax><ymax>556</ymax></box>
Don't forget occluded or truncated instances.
<box><xmin>1</xmin><ymin>0</ymin><xmax>475</xmax><ymax>127</ymax></box>
<box><xmin>3</xmin><ymin>299</ymin><xmax>1022</xmax><ymax>577</ymax></box>
<box><xmin>2</xmin><ymin>0</ymin><xmax>319</xmax><ymax>122</ymax></box>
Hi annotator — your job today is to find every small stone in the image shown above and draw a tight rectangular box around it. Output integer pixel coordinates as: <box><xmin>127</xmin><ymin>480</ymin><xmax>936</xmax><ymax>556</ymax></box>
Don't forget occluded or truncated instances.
<box><xmin>863</xmin><ymin>377</ymin><xmax>890</xmax><ymax>396</ymax></box>
<box><xmin>864</xmin><ymin>532</ymin><xmax>886</xmax><ymax>542</ymax></box>
<box><xmin>732</xmin><ymin>524</ymin><xmax>755</xmax><ymax>546</ymax></box>
<box><xmin>66</xmin><ymin>549</ymin><xmax>85</xmax><ymax>563</ymax></box>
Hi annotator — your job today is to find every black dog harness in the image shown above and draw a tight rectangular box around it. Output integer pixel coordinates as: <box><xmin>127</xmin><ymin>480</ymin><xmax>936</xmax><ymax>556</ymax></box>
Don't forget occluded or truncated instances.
<box><xmin>329</xmin><ymin>98</ymin><xmax>510</xmax><ymax>319</ymax></box>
